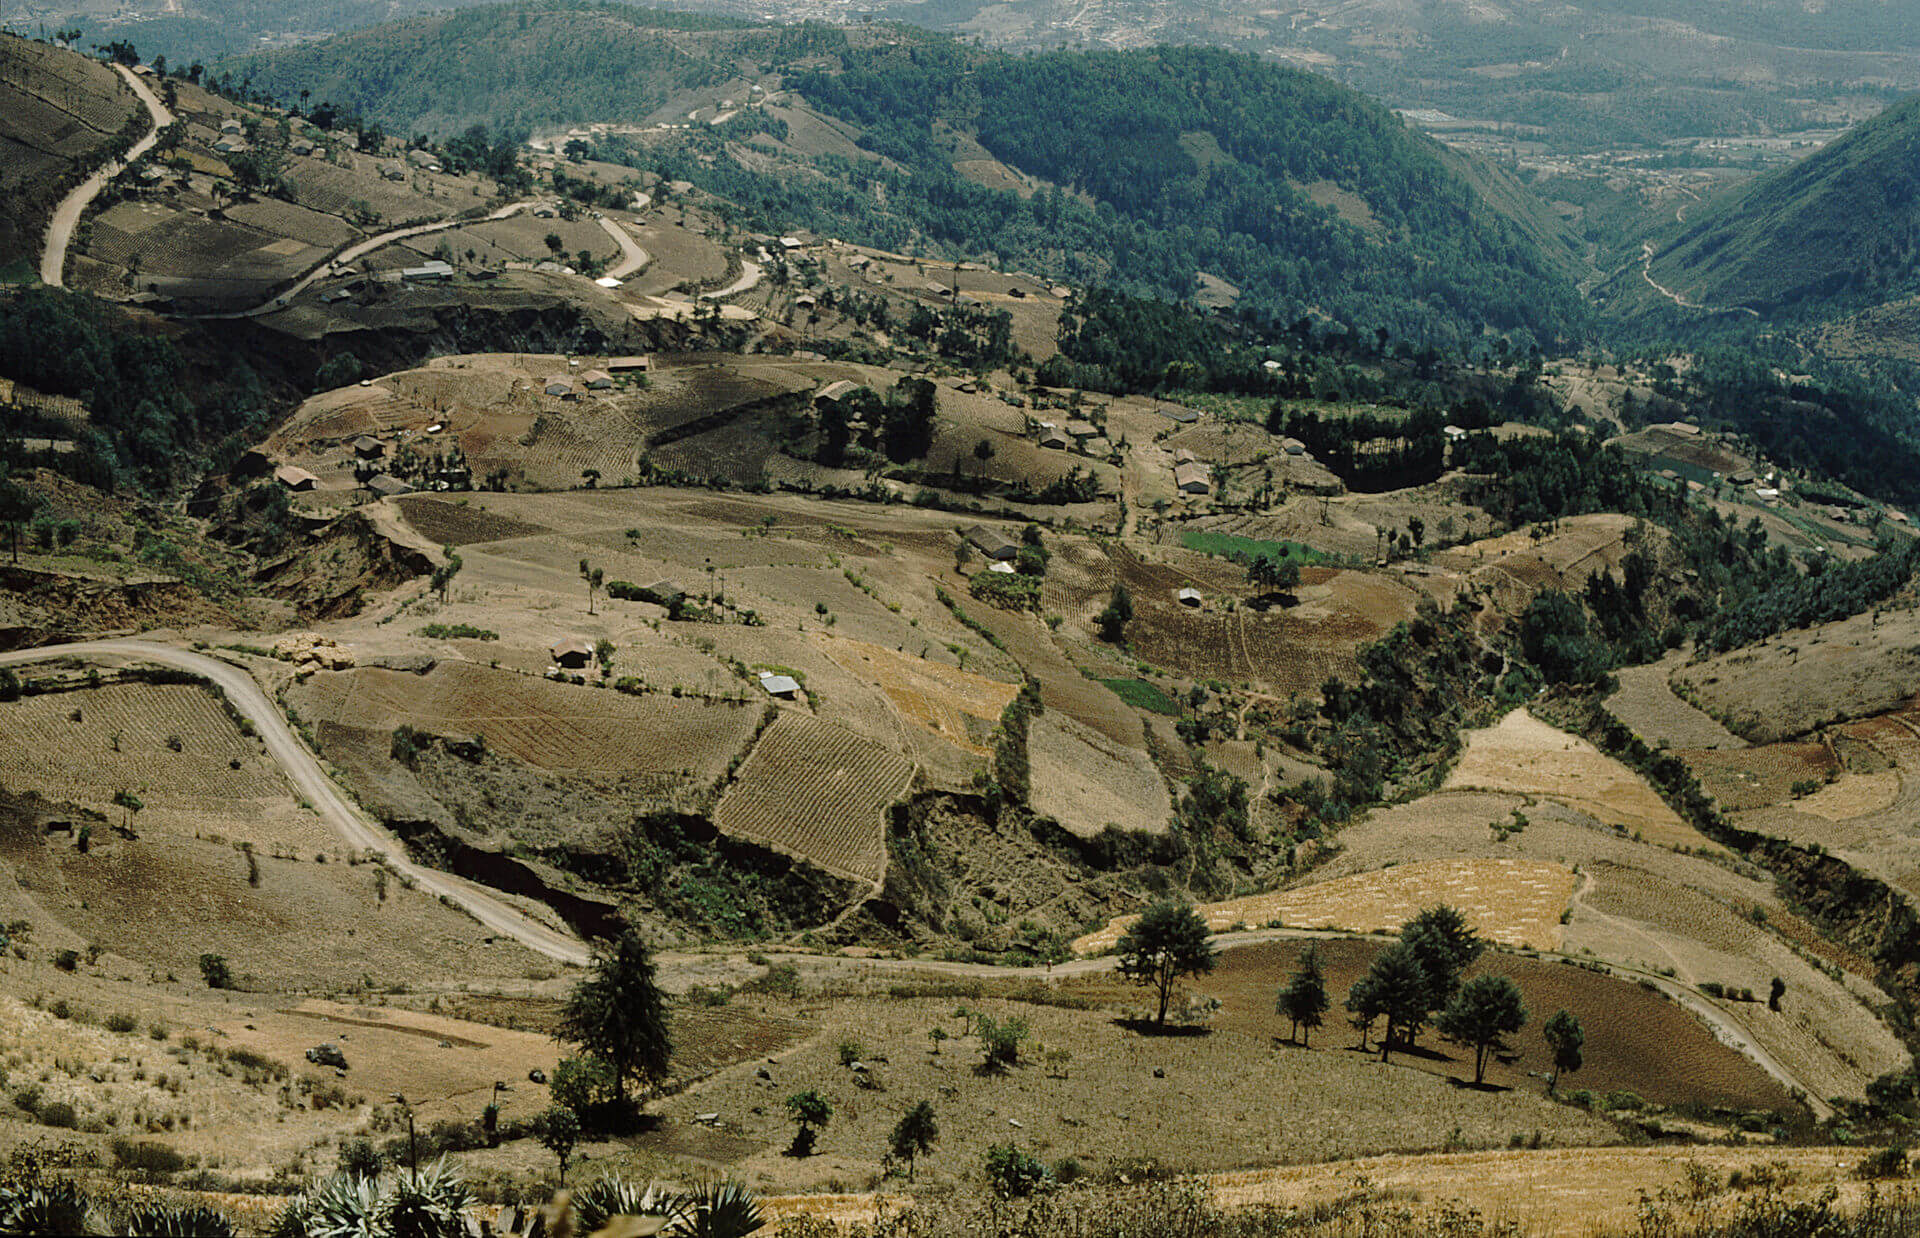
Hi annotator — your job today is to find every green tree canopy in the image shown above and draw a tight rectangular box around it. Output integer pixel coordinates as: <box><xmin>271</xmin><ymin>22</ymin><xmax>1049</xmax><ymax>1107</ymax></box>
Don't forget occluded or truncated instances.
<box><xmin>1117</xmin><ymin>898</ymin><xmax>1218</xmax><ymax>1027</ymax></box>
<box><xmin>1436</xmin><ymin>973</ymin><xmax>1528</xmax><ymax>1085</ymax></box>
<box><xmin>1400</xmin><ymin>904</ymin><xmax>1486</xmax><ymax>1035</ymax></box>
<box><xmin>1353</xmin><ymin>941</ymin><xmax>1428</xmax><ymax>1063</ymax></box>
<box><xmin>889</xmin><ymin>1100</ymin><xmax>939</xmax><ymax>1180</ymax></box>
<box><xmin>557</xmin><ymin>930</ymin><xmax>672</xmax><ymax>1108</ymax></box>
<box><xmin>1276</xmin><ymin>946</ymin><xmax>1329</xmax><ymax>1046</ymax></box>
<box><xmin>1543</xmin><ymin>1008</ymin><xmax>1585</xmax><ymax>1094</ymax></box>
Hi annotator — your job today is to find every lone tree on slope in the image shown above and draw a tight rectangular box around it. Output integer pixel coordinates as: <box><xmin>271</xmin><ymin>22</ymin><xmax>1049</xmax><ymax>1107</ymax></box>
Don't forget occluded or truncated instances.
<box><xmin>1277</xmin><ymin>946</ymin><xmax>1329</xmax><ymax>1046</ymax></box>
<box><xmin>1543</xmin><ymin>1008</ymin><xmax>1585</xmax><ymax>1094</ymax></box>
<box><xmin>785</xmin><ymin>1089</ymin><xmax>832</xmax><ymax>1157</ymax></box>
<box><xmin>557</xmin><ymin>929</ymin><xmax>672</xmax><ymax>1110</ymax></box>
<box><xmin>1117</xmin><ymin>898</ymin><xmax>1217</xmax><ymax>1029</ymax></box>
<box><xmin>1436</xmin><ymin>973</ymin><xmax>1528</xmax><ymax>1086</ymax></box>
<box><xmin>889</xmin><ymin>1100</ymin><xmax>939</xmax><ymax>1180</ymax></box>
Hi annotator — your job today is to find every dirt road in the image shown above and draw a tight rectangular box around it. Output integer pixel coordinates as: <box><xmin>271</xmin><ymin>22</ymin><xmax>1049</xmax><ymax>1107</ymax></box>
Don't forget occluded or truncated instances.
<box><xmin>0</xmin><ymin>639</ymin><xmax>592</xmax><ymax>967</ymax></box>
<box><xmin>193</xmin><ymin>200</ymin><xmax>539</xmax><ymax>319</ymax></box>
<box><xmin>40</xmin><ymin>63</ymin><xmax>172</xmax><ymax>287</ymax></box>
<box><xmin>598</xmin><ymin>214</ymin><xmax>650</xmax><ymax>279</ymax></box>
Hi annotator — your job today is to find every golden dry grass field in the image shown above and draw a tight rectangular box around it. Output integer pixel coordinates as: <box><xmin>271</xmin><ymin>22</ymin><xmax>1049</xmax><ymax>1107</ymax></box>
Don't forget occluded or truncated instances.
<box><xmin>1072</xmin><ymin>858</ymin><xmax>1577</xmax><ymax>955</ymax></box>
<box><xmin>1444</xmin><ymin>708</ymin><xmax>1713</xmax><ymax>850</ymax></box>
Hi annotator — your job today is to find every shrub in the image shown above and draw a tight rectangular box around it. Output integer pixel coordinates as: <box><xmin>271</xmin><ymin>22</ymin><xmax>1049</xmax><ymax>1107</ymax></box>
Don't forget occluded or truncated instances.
<box><xmin>106</xmin><ymin>1012</ymin><xmax>138</xmax><ymax>1033</ymax></box>
<box><xmin>38</xmin><ymin>1101</ymin><xmax>78</xmax><ymax>1129</ymax></box>
<box><xmin>52</xmin><ymin>948</ymin><xmax>79</xmax><ymax>972</ymax></box>
<box><xmin>198</xmin><ymin>953</ymin><xmax>232</xmax><ymax>990</ymax></box>
<box><xmin>1858</xmin><ymin>1144</ymin><xmax>1909</xmax><ymax>1180</ymax></box>
<box><xmin>984</xmin><ymin>1143</ymin><xmax>1051</xmax><ymax>1198</ymax></box>
<box><xmin>111</xmin><ymin>1137</ymin><xmax>187</xmax><ymax>1176</ymax></box>
<box><xmin>838</xmin><ymin>1039</ymin><xmax>864</xmax><ymax>1067</ymax></box>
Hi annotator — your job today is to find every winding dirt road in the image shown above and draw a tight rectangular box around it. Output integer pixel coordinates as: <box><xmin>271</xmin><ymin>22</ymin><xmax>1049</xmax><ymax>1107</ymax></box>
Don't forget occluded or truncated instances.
<box><xmin>192</xmin><ymin>199</ymin><xmax>539</xmax><ymax>320</ymax></box>
<box><xmin>40</xmin><ymin>63</ymin><xmax>172</xmax><ymax>287</ymax></box>
<box><xmin>0</xmin><ymin>639</ymin><xmax>592</xmax><ymax>966</ymax></box>
<box><xmin>598</xmin><ymin>214</ymin><xmax>650</xmax><ymax>280</ymax></box>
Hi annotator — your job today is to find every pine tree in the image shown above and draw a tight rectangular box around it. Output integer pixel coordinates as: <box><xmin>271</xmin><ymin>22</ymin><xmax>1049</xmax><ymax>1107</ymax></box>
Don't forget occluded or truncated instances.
<box><xmin>557</xmin><ymin>930</ymin><xmax>672</xmax><ymax>1108</ymax></box>
<box><xmin>1276</xmin><ymin>946</ymin><xmax>1329</xmax><ymax>1046</ymax></box>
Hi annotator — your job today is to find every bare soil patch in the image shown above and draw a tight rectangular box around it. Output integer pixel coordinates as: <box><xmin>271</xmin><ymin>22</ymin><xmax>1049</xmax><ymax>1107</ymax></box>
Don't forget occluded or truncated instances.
<box><xmin>1673</xmin><ymin>605</ymin><xmax>1920</xmax><ymax>742</ymax></box>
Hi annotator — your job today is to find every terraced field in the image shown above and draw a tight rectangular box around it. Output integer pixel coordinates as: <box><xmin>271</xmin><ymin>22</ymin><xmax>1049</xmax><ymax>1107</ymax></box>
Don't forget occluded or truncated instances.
<box><xmin>290</xmin><ymin>662</ymin><xmax>762</xmax><ymax>781</ymax></box>
<box><xmin>713</xmin><ymin>711</ymin><xmax>914</xmax><ymax>883</ymax></box>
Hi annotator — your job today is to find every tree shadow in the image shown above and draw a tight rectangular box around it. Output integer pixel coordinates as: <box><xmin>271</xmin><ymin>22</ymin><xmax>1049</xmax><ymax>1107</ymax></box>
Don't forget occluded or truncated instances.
<box><xmin>1114</xmin><ymin>1018</ymin><xmax>1212</xmax><ymax>1038</ymax></box>
<box><xmin>1445</xmin><ymin>1076</ymin><xmax>1512</xmax><ymax>1093</ymax></box>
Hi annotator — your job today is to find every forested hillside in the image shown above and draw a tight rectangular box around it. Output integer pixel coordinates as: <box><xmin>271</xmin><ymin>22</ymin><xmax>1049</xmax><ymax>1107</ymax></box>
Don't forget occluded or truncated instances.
<box><xmin>230</xmin><ymin>7</ymin><xmax>1590</xmax><ymax>345</ymax></box>
<box><xmin>1632</xmin><ymin>93</ymin><xmax>1920</xmax><ymax>324</ymax></box>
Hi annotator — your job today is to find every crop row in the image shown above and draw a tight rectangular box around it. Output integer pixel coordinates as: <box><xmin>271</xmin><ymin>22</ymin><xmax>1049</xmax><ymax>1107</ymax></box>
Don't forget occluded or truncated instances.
<box><xmin>713</xmin><ymin>712</ymin><xmax>912</xmax><ymax>882</ymax></box>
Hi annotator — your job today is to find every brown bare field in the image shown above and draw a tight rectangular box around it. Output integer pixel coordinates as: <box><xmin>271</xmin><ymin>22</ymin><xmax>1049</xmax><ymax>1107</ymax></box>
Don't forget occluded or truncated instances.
<box><xmin>1673</xmin><ymin>605</ymin><xmax>1920</xmax><ymax>742</ymax></box>
<box><xmin>1444</xmin><ymin>709</ymin><xmax>1710</xmax><ymax>849</ymax></box>
<box><xmin>1683</xmin><ymin>743</ymin><xmax>1837</xmax><ymax>812</ymax></box>
<box><xmin>290</xmin><ymin>662</ymin><xmax>762</xmax><ymax>781</ymax></box>
<box><xmin>713</xmin><ymin>712</ymin><xmax>914</xmax><ymax>883</ymax></box>
<box><xmin>0</xmin><ymin>680</ymin><xmax>332</xmax><ymax>852</ymax></box>
<box><xmin>1029</xmin><ymin>711</ymin><xmax>1173</xmax><ymax>839</ymax></box>
<box><xmin>821</xmin><ymin>636</ymin><xmax>1016</xmax><ymax>757</ymax></box>
<box><xmin>1435</xmin><ymin>514</ymin><xmax>1653</xmax><ymax>616</ymax></box>
<box><xmin>1072</xmin><ymin>858</ymin><xmax>1576</xmax><ymax>955</ymax></box>
<box><xmin>1605</xmin><ymin>657</ymin><xmax>1747</xmax><ymax>751</ymax></box>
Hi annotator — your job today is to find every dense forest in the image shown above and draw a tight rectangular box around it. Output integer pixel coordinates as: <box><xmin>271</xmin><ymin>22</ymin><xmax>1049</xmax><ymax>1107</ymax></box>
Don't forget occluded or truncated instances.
<box><xmin>787</xmin><ymin>42</ymin><xmax>1589</xmax><ymax>346</ymax></box>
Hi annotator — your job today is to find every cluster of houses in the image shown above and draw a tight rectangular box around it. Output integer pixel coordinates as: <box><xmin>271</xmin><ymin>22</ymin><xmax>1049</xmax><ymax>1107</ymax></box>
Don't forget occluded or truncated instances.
<box><xmin>539</xmin><ymin>356</ymin><xmax>650</xmax><ymax>400</ymax></box>
<box><xmin>1032</xmin><ymin>416</ymin><xmax>1107</xmax><ymax>455</ymax></box>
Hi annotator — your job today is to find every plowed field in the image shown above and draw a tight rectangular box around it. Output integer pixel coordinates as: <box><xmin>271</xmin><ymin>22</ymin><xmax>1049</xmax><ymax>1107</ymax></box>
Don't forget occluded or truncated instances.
<box><xmin>712</xmin><ymin>712</ymin><xmax>913</xmax><ymax>882</ymax></box>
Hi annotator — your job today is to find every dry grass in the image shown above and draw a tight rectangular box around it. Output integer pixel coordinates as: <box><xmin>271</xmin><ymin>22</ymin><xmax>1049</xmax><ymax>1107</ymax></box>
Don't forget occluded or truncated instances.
<box><xmin>821</xmin><ymin>636</ymin><xmax>1017</xmax><ymax>758</ymax></box>
<box><xmin>1072</xmin><ymin>858</ymin><xmax>1576</xmax><ymax>955</ymax></box>
<box><xmin>1029</xmin><ymin>712</ymin><xmax>1173</xmax><ymax>838</ymax></box>
<box><xmin>1444</xmin><ymin>709</ymin><xmax>1711</xmax><ymax>850</ymax></box>
<box><xmin>1605</xmin><ymin>658</ymin><xmax>1747</xmax><ymax>751</ymax></box>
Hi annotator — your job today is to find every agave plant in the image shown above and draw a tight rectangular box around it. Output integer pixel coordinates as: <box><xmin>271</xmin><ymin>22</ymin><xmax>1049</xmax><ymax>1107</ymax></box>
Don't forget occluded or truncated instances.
<box><xmin>121</xmin><ymin>1202</ymin><xmax>239</xmax><ymax>1237</ymax></box>
<box><xmin>570</xmin><ymin>1176</ymin><xmax>687</xmax><ymax>1236</ymax></box>
<box><xmin>675</xmin><ymin>1180</ymin><xmax>764</xmax><ymax>1238</ymax></box>
<box><xmin>0</xmin><ymin>1178</ymin><xmax>99</xmax><ymax>1236</ymax></box>
<box><xmin>564</xmin><ymin>1177</ymin><xmax>763</xmax><ymax>1238</ymax></box>
<box><xmin>280</xmin><ymin>1160</ymin><xmax>473</xmax><ymax>1238</ymax></box>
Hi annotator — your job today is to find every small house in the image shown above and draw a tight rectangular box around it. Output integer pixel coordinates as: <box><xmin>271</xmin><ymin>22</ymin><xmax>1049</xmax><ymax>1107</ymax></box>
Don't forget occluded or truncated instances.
<box><xmin>1281</xmin><ymin>438</ymin><xmax>1307</xmax><ymax>457</ymax></box>
<box><xmin>757</xmin><ymin>671</ymin><xmax>801</xmax><ymax>698</ymax></box>
<box><xmin>365</xmin><ymin>474</ymin><xmax>413</xmax><ymax>497</ymax></box>
<box><xmin>793</xmin><ymin>293</ymin><xmax>817</xmax><ymax>310</ymax></box>
<box><xmin>381</xmin><ymin>166</ymin><xmax>406</xmax><ymax>182</ymax></box>
<box><xmin>1177</xmin><ymin>587</ymin><xmax>1203</xmax><ymax>607</ymax></box>
<box><xmin>1173</xmin><ymin>462</ymin><xmax>1212</xmax><ymax>495</ymax></box>
<box><xmin>579</xmin><ymin>370</ymin><xmax>614</xmax><ymax>390</ymax></box>
<box><xmin>1888</xmin><ymin>509</ymin><xmax>1910</xmax><ymax>524</ymax></box>
<box><xmin>1442</xmin><ymin>425</ymin><xmax>1468</xmax><ymax>441</ymax></box>
<box><xmin>219</xmin><ymin>118</ymin><xmax>242</xmax><ymax>135</ymax></box>
<box><xmin>550</xmin><ymin>638</ymin><xmax>594</xmax><ymax>669</ymax></box>
<box><xmin>987</xmin><ymin>560</ymin><xmax>1016</xmax><ymax>575</ymax></box>
<box><xmin>965</xmin><ymin>525</ymin><xmax>1019</xmax><ymax>561</ymax></box>
<box><xmin>607</xmin><ymin>355</ymin><xmax>651</xmax><ymax>373</ymax></box>
<box><xmin>1038</xmin><ymin>425</ymin><xmax>1068</xmax><ymax>450</ymax></box>
<box><xmin>273</xmin><ymin>465</ymin><xmax>319</xmax><ymax>491</ymax></box>
<box><xmin>779</xmin><ymin>236</ymin><xmax>805</xmax><ymax>251</ymax></box>
<box><xmin>349</xmin><ymin>435</ymin><xmax>385</xmax><ymax>460</ymax></box>
<box><xmin>291</xmin><ymin>138</ymin><xmax>316</xmax><ymax>156</ymax></box>
<box><xmin>594</xmin><ymin>276</ymin><xmax>623</xmax><ymax>289</ymax></box>
<box><xmin>213</xmin><ymin>138</ymin><xmax>246</xmax><ymax>154</ymax></box>
<box><xmin>1173</xmin><ymin>448</ymin><xmax>1196</xmax><ymax>465</ymax></box>
<box><xmin>1161</xmin><ymin>407</ymin><xmax>1200</xmax><ymax>425</ymax></box>
<box><xmin>400</xmin><ymin>261</ymin><xmax>454</xmax><ymax>282</ymax></box>
<box><xmin>406</xmin><ymin>148</ymin><xmax>440</xmax><ymax>170</ymax></box>
<box><xmin>814</xmin><ymin>380</ymin><xmax>862</xmax><ymax>408</ymax></box>
<box><xmin>543</xmin><ymin>375</ymin><xmax>576</xmax><ymax>398</ymax></box>
<box><xmin>1064</xmin><ymin>420</ymin><xmax>1098</xmax><ymax>440</ymax></box>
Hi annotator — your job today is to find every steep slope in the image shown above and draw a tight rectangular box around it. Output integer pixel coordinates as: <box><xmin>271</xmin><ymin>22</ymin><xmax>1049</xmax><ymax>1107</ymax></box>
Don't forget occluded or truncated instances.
<box><xmin>230</xmin><ymin>7</ymin><xmax>1590</xmax><ymax>345</ymax></box>
<box><xmin>1635</xmin><ymin>93</ymin><xmax>1920</xmax><ymax>324</ymax></box>
<box><xmin>0</xmin><ymin>33</ymin><xmax>144</xmax><ymax>277</ymax></box>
